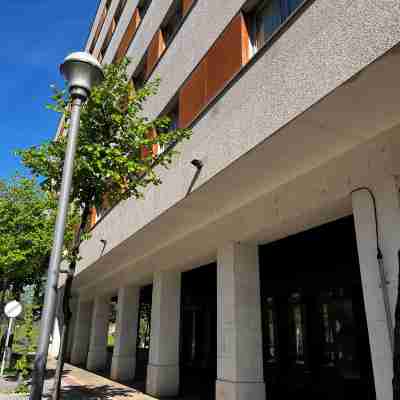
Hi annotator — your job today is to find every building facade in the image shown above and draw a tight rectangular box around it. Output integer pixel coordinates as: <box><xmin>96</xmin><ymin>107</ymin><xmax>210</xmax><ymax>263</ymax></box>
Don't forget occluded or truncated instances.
<box><xmin>52</xmin><ymin>0</ymin><xmax>400</xmax><ymax>399</ymax></box>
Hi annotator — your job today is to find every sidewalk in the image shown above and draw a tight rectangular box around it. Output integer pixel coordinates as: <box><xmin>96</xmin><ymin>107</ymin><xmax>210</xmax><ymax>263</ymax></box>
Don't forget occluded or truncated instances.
<box><xmin>0</xmin><ymin>360</ymin><xmax>206</xmax><ymax>399</ymax></box>
<box><xmin>43</xmin><ymin>360</ymin><xmax>157</xmax><ymax>400</ymax></box>
<box><xmin>0</xmin><ymin>360</ymin><xmax>157</xmax><ymax>400</ymax></box>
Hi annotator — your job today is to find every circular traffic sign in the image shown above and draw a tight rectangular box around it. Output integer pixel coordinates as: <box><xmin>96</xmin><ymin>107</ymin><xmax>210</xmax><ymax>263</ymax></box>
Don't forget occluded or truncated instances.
<box><xmin>4</xmin><ymin>301</ymin><xmax>22</xmax><ymax>318</ymax></box>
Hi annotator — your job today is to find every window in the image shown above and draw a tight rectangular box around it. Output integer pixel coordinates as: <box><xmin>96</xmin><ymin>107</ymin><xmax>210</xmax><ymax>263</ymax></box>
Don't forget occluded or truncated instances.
<box><xmin>319</xmin><ymin>289</ymin><xmax>360</xmax><ymax>377</ymax></box>
<box><xmin>288</xmin><ymin>292</ymin><xmax>306</xmax><ymax>365</ymax></box>
<box><xmin>246</xmin><ymin>0</ymin><xmax>304</xmax><ymax>55</ymax></box>
<box><xmin>114</xmin><ymin>0</ymin><xmax>128</xmax><ymax>26</ymax></box>
<box><xmin>166</xmin><ymin>101</ymin><xmax>179</xmax><ymax>130</ymax></box>
<box><xmin>161</xmin><ymin>0</ymin><xmax>183</xmax><ymax>46</ymax></box>
<box><xmin>249</xmin><ymin>0</ymin><xmax>282</xmax><ymax>53</ymax></box>
<box><xmin>157</xmin><ymin>99</ymin><xmax>180</xmax><ymax>155</ymax></box>
<box><xmin>98</xmin><ymin>0</ymin><xmax>129</xmax><ymax>61</ymax></box>
<box><xmin>89</xmin><ymin>0</ymin><xmax>112</xmax><ymax>54</ymax></box>
<box><xmin>132</xmin><ymin>59</ymin><xmax>147</xmax><ymax>90</ymax></box>
<box><xmin>263</xmin><ymin>297</ymin><xmax>278</xmax><ymax>363</ymax></box>
<box><xmin>99</xmin><ymin>16</ymin><xmax>117</xmax><ymax>61</ymax></box>
<box><xmin>138</xmin><ymin>0</ymin><xmax>152</xmax><ymax>18</ymax></box>
<box><xmin>288</xmin><ymin>0</ymin><xmax>303</xmax><ymax>13</ymax></box>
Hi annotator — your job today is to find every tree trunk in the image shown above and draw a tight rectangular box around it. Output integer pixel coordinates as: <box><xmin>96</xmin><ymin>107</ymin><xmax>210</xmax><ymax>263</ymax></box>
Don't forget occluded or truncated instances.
<box><xmin>0</xmin><ymin>278</ymin><xmax>8</xmax><ymax>317</ymax></box>
<box><xmin>393</xmin><ymin>263</ymin><xmax>400</xmax><ymax>400</ymax></box>
<box><xmin>0</xmin><ymin>277</ymin><xmax>8</xmax><ymax>333</ymax></box>
<box><xmin>52</xmin><ymin>203</ymin><xmax>91</xmax><ymax>400</ymax></box>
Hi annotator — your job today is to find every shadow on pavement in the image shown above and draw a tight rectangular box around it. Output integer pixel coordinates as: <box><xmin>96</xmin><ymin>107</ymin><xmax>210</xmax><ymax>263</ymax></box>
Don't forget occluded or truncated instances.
<box><xmin>43</xmin><ymin>384</ymin><xmax>139</xmax><ymax>399</ymax></box>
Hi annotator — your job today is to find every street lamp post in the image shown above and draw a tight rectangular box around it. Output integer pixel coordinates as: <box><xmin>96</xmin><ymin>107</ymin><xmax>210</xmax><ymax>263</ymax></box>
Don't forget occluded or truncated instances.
<box><xmin>29</xmin><ymin>52</ymin><xmax>103</xmax><ymax>400</ymax></box>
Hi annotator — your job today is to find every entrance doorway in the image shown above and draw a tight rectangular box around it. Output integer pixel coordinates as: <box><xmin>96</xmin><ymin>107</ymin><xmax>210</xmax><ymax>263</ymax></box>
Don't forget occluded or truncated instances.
<box><xmin>135</xmin><ymin>285</ymin><xmax>152</xmax><ymax>382</ymax></box>
<box><xmin>180</xmin><ymin>264</ymin><xmax>217</xmax><ymax>399</ymax></box>
<box><xmin>259</xmin><ymin>217</ymin><xmax>376</xmax><ymax>400</ymax></box>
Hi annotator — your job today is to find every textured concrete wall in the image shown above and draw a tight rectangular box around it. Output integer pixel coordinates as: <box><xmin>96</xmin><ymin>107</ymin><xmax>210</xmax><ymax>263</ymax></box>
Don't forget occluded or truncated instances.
<box><xmin>77</xmin><ymin>0</ymin><xmax>400</xmax><ymax>280</ymax></box>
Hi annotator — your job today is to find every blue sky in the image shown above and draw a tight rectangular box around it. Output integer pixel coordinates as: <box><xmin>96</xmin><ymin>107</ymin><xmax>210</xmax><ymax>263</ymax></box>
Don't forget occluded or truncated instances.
<box><xmin>0</xmin><ymin>0</ymin><xmax>98</xmax><ymax>179</ymax></box>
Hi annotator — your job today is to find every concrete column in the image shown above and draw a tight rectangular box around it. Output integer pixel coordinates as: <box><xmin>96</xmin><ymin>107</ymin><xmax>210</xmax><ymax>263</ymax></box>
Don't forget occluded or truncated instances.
<box><xmin>87</xmin><ymin>295</ymin><xmax>110</xmax><ymax>372</ymax></box>
<box><xmin>70</xmin><ymin>298</ymin><xmax>92</xmax><ymax>366</ymax></box>
<box><xmin>49</xmin><ymin>289</ymin><xmax>63</xmax><ymax>358</ymax></box>
<box><xmin>216</xmin><ymin>242</ymin><xmax>265</xmax><ymax>400</ymax></box>
<box><xmin>66</xmin><ymin>297</ymin><xmax>78</xmax><ymax>361</ymax></box>
<box><xmin>352</xmin><ymin>177</ymin><xmax>400</xmax><ymax>400</ymax></box>
<box><xmin>49</xmin><ymin>317</ymin><xmax>61</xmax><ymax>359</ymax></box>
<box><xmin>111</xmin><ymin>285</ymin><xmax>140</xmax><ymax>381</ymax></box>
<box><xmin>146</xmin><ymin>271</ymin><xmax>181</xmax><ymax>397</ymax></box>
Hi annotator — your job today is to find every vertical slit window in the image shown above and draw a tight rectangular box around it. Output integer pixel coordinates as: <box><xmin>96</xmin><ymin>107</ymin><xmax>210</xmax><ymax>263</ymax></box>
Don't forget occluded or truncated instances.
<box><xmin>245</xmin><ymin>0</ymin><xmax>305</xmax><ymax>57</ymax></box>
<box><xmin>138</xmin><ymin>0</ymin><xmax>152</xmax><ymax>18</ymax></box>
<box><xmin>319</xmin><ymin>289</ymin><xmax>360</xmax><ymax>378</ymax></box>
<box><xmin>263</xmin><ymin>296</ymin><xmax>278</xmax><ymax>363</ymax></box>
<box><xmin>289</xmin><ymin>292</ymin><xmax>306</xmax><ymax>365</ymax></box>
<box><xmin>132</xmin><ymin>60</ymin><xmax>147</xmax><ymax>91</ymax></box>
<box><xmin>288</xmin><ymin>0</ymin><xmax>303</xmax><ymax>14</ymax></box>
<box><xmin>161</xmin><ymin>0</ymin><xmax>183</xmax><ymax>46</ymax></box>
<box><xmin>114</xmin><ymin>0</ymin><xmax>128</xmax><ymax>25</ymax></box>
<box><xmin>249</xmin><ymin>0</ymin><xmax>282</xmax><ymax>54</ymax></box>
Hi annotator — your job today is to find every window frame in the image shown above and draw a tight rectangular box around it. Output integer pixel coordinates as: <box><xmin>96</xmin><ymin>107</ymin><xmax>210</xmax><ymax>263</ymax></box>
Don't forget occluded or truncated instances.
<box><xmin>138</xmin><ymin>0</ymin><xmax>152</xmax><ymax>19</ymax></box>
<box><xmin>245</xmin><ymin>0</ymin><xmax>305</xmax><ymax>57</ymax></box>
<box><xmin>114</xmin><ymin>0</ymin><xmax>128</xmax><ymax>25</ymax></box>
<box><xmin>161</xmin><ymin>0</ymin><xmax>184</xmax><ymax>47</ymax></box>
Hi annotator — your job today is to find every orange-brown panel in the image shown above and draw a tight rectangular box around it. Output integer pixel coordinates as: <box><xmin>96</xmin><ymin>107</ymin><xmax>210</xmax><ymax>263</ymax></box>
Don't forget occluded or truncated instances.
<box><xmin>114</xmin><ymin>8</ymin><xmax>141</xmax><ymax>63</ymax></box>
<box><xmin>90</xmin><ymin>207</ymin><xmax>97</xmax><ymax>228</ymax></box>
<box><xmin>182</xmin><ymin>0</ymin><xmax>194</xmax><ymax>15</ymax></box>
<box><xmin>205</xmin><ymin>13</ymin><xmax>249</xmax><ymax>102</ymax></box>
<box><xmin>241</xmin><ymin>13</ymin><xmax>252</xmax><ymax>64</ymax></box>
<box><xmin>179</xmin><ymin>58</ymin><xmax>207</xmax><ymax>128</ymax></box>
<box><xmin>141</xmin><ymin>128</ymin><xmax>159</xmax><ymax>159</ymax></box>
<box><xmin>146</xmin><ymin>30</ymin><xmax>166</xmax><ymax>78</ymax></box>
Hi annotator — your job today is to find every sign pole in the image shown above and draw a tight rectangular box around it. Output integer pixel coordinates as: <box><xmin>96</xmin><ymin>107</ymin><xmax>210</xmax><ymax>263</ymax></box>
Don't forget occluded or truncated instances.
<box><xmin>1</xmin><ymin>317</ymin><xmax>14</xmax><ymax>376</ymax></box>
<box><xmin>1</xmin><ymin>300</ymin><xmax>23</xmax><ymax>377</ymax></box>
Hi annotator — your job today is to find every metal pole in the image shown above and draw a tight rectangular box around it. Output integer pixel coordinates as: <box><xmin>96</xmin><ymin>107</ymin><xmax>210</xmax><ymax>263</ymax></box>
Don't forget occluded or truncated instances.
<box><xmin>378</xmin><ymin>255</ymin><xmax>394</xmax><ymax>352</ymax></box>
<box><xmin>0</xmin><ymin>318</ymin><xmax>13</xmax><ymax>376</ymax></box>
<box><xmin>29</xmin><ymin>93</ymin><xmax>85</xmax><ymax>400</ymax></box>
<box><xmin>52</xmin><ymin>266</ymin><xmax>74</xmax><ymax>400</ymax></box>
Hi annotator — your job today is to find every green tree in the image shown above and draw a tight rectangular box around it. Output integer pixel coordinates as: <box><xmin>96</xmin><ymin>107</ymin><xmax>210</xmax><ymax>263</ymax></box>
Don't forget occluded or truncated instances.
<box><xmin>18</xmin><ymin>59</ymin><xmax>191</xmax><ymax>237</ymax></box>
<box><xmin>0</xmin><ymin>176</ymin><xmax>70</xmax><ymax>308</ymax></box>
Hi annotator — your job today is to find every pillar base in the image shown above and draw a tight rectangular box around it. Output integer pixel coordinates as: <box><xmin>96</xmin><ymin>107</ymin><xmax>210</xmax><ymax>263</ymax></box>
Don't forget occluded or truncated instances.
<box><xmin>146</xmin><ymin>363</ymin><xmax>179</xmax><ymax>397</ymax></box>
<box><xmin>216</xmin><ymin>380</ymin><xmax>265</xmax><ymax>400</ymax></box>
<box><xmin>110</xmin><ymin>355</ymin><xmax>136</xmax><ymax>381</ymax></box>
<box><xmin>87</xmin><ymin>349</ymin><xmax>107</xmax><ymax>372</ymax></box>
<box><xmin>70</xmin><ymin>346</ymin><xmax>87</xmax><ymax>366</ymax></box>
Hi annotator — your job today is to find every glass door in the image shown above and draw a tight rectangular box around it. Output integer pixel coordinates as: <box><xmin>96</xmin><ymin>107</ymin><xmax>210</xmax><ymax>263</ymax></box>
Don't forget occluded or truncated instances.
<box><xmin>259</xmin><ymin>217</ymin><xmax>376</xmax><ymax>400</ymax></box>
<box><xmin>262</xmin><ymin>286</ymin><xmax>375</xmax><ymax>400</ymax></box>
